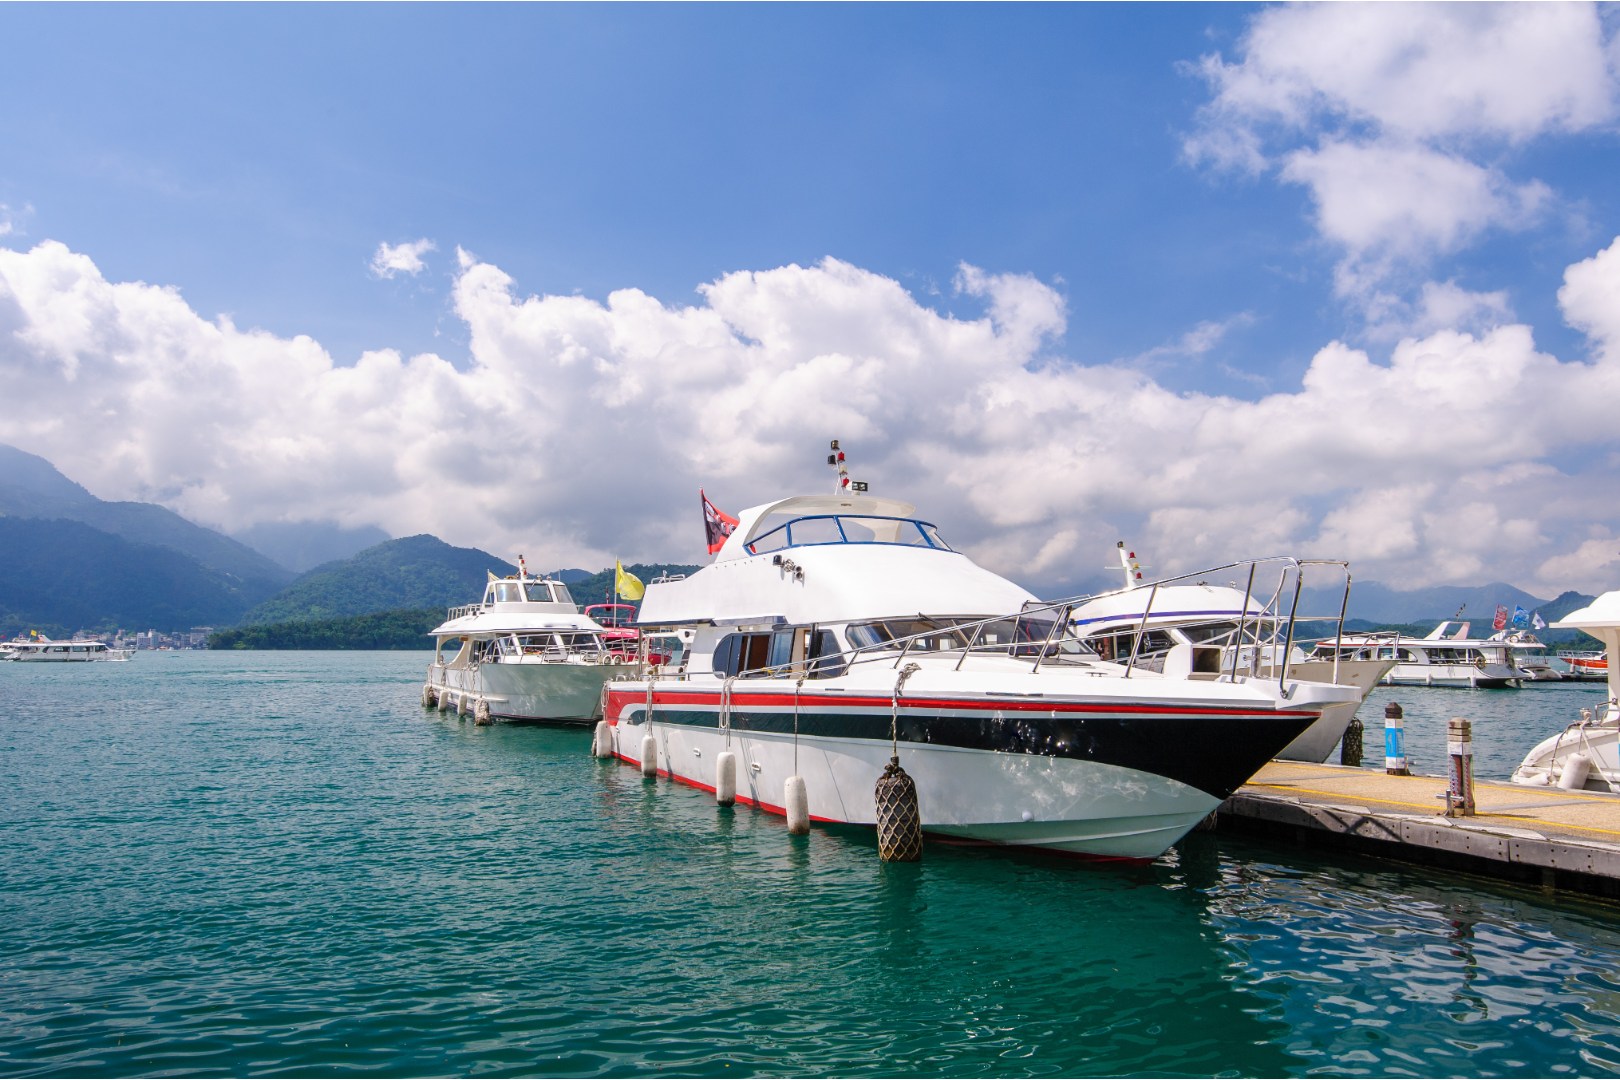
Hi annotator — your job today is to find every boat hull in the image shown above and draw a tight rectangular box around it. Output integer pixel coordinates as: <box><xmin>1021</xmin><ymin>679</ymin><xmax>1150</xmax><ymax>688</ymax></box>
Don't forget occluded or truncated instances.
<box><xmin>1267</xmin><ymin>659</ymin><xmax>1390</xmax><ymax>762</ymax></box>
<box><xmin>429</xmin><ymin>659</ymin><xmax>633</xmax><ymax>723</ymax></box>
<box><xmin>602</xmin><ymin>683</ymin><xmax>1317</xmax><ymax>861</ymax></box>
<box><xmin>1381</xmin><ymin>662</ymin><xmax>1519</xmax><ymax>689</ymax></box>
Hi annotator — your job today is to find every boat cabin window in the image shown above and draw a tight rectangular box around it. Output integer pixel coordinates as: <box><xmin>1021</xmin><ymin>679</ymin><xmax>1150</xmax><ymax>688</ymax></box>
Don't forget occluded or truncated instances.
<box><xmin>524</xmin><ymin>582</ymin><xmax>554</xmax><ymax>603</ymax></box>
<box><xmin>712</xmin><ymin>628</ymin><xmax>846</xmax><ymax>679</ymax></box>
<box><xmin>492</xmin><ymin>582</ymin><xmax>525</xmax><ymax>603</ymax></box>
<box><xmin>1180</xmin><ymin>621</ymin><xmax>1242</xmax><ymax>646</ymax></box>
<box><xmin>849</xmin><ymin>616</ymin><xmax>1092</xmax><ymax>659</ymax></box>
<box><xmin>744</xmin><ymin>514</ymin><xmax>953</xmax><ymax>556</ymax></box>
<box><xmin>1088</xmin><ymin>628</ymin><xmax>1177</xmax><ymax>664</ymax></box>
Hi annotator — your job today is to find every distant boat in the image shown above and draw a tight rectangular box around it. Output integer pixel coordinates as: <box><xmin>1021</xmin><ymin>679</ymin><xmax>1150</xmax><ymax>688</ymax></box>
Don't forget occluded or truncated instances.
<box><xmin>1308</xmin><ymin>621</ymin><xmax>1524</xmax><ymax>688</ymax></box>
<box><xmin>423</xmin><ymin>566</ymin><xmax>636</xmax><ymax>724</ymax></box>
<box><xmin>1561</xmin><ymin>652</ymin><xmax>1609</xmax><ymax>680</ymax></box>
<box><xmin>5</xmin><ymin>637</ymin><xmax>134</xmax><ymax>662</ymax></box>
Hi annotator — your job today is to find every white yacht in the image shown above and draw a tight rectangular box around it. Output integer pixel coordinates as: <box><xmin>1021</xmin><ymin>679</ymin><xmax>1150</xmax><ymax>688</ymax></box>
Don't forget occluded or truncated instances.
<box><xmin>1069</xmin><ymin>544</ymin><xmax>1391</xmax><ymax>763</ymax></box>
<box><xmin>424</xmin><ymin>568</ymin><xmax>636</xmax><ymax>724</ymax></box>
<box><xmin>1308</xmin><ymin>621</ymin><xmax>1524</xmax><ymax>688</ymax></box>
<box><xmin>600</xmin><ymin>482</ymin><xmax>1360</xmax><ymax>862</ymax></box>
<box><xmin>5</xmin><ymin>637</ymin><xmax>134</xmax><ymax>662</ymax></box>
<box><xmin>1512</xmin><ymin>593</ymin><xmax>1620</xmax><ymax>791</ymax></box>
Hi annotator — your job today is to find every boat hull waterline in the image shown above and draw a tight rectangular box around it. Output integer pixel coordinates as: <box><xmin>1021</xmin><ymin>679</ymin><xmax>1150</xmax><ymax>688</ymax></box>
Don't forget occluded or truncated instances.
<box><xmin>430</xmin><ymin>658</ymin><xmax>636</xmax><ymax>724</ymax></box>
<box><xmin>603</xmin><ymin>684</ymin><xmax>1317</xmax><ymax>861</ymax></box>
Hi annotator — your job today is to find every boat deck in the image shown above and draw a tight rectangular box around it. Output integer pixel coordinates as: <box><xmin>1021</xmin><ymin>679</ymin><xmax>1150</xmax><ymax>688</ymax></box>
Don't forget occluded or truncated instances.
<box><xmin>1220</xmin><ymin>760</ymin><xmax>1620</xmax><ymax>899</ymax></box>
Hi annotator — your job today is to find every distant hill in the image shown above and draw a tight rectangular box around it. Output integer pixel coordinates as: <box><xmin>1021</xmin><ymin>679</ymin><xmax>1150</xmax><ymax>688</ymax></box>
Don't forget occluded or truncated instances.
<box><xmin>0</xmin><ymin>444</ymin><xmax>293</xmax><ymax>598</ymax></box>
<box><xmin>240</xmin><ymin>535</ymin><xmax>516</xmax><ymax>624</ymax></box>
<box><xmin>1290</xmin><ymin>579</ymin><xmax>1578</xmax><ymax>629</ymax></box>
<box><xmin>209</xmin><ymin>608</ymin><xmax>441</xmax><ymax>650</ymax></box>
<box><xmin>232</xmin><ymin>520</ymin><xmax>393</xmax><ymax>573</ymax></box>
<box><xmin>0</xmin><ymin>517</ymin><xmax>277</xmax><ymax>637</ymax></box>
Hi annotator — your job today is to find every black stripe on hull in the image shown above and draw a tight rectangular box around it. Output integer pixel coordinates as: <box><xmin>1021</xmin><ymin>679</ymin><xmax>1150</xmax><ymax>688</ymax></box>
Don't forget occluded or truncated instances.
<box><xmin>613</xmin><ymin>697</ymin><xmax>1314</xmax><ymax>800</ymax></box>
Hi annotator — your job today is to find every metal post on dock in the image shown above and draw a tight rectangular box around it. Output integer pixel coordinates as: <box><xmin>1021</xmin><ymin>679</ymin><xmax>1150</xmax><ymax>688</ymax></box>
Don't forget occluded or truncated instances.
<box><xmin>1446</xmin><ymin>716</ymin><xmax>1476</xmax><ymax>817</ymax></box>
<box><xmin>1384</xmin><ymin>702</ymin><xmax>1409</xmax><ymax>776</ymax></box>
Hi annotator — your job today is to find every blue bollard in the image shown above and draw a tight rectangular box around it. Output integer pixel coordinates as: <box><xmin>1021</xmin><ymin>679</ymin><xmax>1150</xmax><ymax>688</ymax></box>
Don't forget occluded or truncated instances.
<box><xmin>1384</xmin><ymin>702</ymin><xmax>1409</xmax><ymax>776</ymax></box>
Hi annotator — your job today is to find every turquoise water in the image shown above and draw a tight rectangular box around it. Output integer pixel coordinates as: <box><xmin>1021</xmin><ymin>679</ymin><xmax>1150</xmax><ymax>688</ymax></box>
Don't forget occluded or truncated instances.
<box><xmin>4</xmin><ymin>652</ymin><xmax>1620</xmax><ymax>1078</ymax></box>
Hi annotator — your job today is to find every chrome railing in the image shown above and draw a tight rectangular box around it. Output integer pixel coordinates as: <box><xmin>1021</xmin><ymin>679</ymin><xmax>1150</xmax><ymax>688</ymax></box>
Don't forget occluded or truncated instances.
<box><xmin>636</xmin><ymin>555</ymin><xmax>1354</xmax><ymax>689</ymax></box>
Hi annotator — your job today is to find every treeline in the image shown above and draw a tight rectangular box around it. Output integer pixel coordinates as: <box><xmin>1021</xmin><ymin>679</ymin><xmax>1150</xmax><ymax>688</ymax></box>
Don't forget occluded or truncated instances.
<box><xmin>208</xmin><ymin>608</ymin><xmax>441</xmax><ymax>650</ymax></box>
<box><xmin>564</xmin><ymin>563</ymin><xmax>702</xmax><ymax>606</ymax></box>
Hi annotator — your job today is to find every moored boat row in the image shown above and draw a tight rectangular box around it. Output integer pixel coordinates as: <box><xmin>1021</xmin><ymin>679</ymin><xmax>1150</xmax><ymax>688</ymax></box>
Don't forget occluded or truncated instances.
<box><xmin>414</xmin><ymin>443</ymin><xmax>1613</xmax><ymax>861</ymax></box>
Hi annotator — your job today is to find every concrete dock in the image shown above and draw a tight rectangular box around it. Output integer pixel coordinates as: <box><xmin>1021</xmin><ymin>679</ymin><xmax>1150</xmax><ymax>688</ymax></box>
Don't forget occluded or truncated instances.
<box><xmin>1219</xmin><ymin>760</ymin><xmax>1620</xmax><ymax>899</ymax></box>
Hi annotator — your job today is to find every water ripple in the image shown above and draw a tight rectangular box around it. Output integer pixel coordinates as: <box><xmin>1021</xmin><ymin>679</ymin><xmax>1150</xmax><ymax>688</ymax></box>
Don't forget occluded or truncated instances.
<box><xmin>4</xmin><ymin>653</ymin><xmax>1620</xmax><ymax>1076</ymax></box>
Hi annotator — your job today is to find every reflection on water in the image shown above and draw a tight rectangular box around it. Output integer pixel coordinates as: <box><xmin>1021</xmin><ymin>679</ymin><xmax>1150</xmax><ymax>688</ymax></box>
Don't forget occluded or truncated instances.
<box><xmin>1</xmin><ymin>653</ymin><xmax>1618</xmax><ymax>1076</ymax></box>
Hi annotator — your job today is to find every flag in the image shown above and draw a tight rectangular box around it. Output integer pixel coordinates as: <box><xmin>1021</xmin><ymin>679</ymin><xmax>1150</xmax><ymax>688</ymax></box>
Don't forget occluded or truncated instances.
<box><xmin>1533</xmin><ymin>611</ymin><xmax>1547</xmax><ymax>630</ymax></box>
<box><xmin>701</xmin><ymin>489</ymin><xmax>738</xmax><ymax>554</ymax></box>
<box><xmin>1512</xmin><ymin>605</ymin><xmax>1529</xmax><ymax>627</ymax></box>
<box><xmin>615</xmin><ymin>560</ymin><xmax>645</xmax><ymax>602</ymax></box>
<box><xmin>1492</xmin><ymin>605</ymin><xmax>1508</xmax><ymax>631</ymax></box>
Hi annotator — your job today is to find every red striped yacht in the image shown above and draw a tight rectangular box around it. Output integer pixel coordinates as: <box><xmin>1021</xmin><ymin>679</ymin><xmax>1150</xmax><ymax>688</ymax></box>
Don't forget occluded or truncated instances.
<box><xmin>601</xmin><ymin>485</ymin><xmax>1360</xmax><ymax>862</ymax></box>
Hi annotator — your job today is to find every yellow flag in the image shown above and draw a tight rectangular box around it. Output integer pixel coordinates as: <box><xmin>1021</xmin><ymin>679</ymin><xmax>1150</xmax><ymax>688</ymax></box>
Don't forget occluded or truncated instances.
<box><xmin>615</xmin><ymin>560</ymin><xmax>645</xmax><ymax>601</ymax></box>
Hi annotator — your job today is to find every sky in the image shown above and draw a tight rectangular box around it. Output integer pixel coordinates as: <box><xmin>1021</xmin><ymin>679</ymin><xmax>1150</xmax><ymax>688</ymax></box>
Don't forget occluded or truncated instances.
<box><xmin>2</xmin><ymin>3</ymin><xmax>1620</xmax><ymax>598</ymax></box>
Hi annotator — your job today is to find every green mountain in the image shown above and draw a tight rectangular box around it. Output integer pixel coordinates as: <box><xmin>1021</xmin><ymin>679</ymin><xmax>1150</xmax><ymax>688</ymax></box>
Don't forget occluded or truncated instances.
<box><xmin>0</xmin><ymin>517</ymin><xmax>275</xmax><ymax>637</ymax></box>
<box><xmin>241</xmin><ymin>535</ymin><xmax>516</xmax><ymax>624</ymax></box>
<box><xmin>0</xmin><ymin>444</ymin><xmax>293</xmax><ymax>600</ymax></box>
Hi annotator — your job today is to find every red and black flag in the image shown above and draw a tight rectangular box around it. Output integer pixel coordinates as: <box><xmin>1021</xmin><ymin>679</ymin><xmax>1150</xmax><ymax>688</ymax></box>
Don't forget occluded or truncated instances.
<box><xmin>701</xmin><ymin>489</ymin><xmax>739</xmax><ymax>554</ymax></box>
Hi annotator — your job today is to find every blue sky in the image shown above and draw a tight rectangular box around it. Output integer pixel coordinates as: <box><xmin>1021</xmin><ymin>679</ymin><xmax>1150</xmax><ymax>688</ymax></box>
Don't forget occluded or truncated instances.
<box><xmin>3</xmin><ymin>3</ymin><xmax>1620</xmax><ymax>597</ymax></box>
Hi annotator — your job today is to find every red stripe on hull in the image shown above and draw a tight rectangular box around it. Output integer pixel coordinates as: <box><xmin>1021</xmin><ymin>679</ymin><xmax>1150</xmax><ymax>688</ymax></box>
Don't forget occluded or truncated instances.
<box><xmin>605</xmin><ymin>688</ymin><xmax>1314</xmax><ymax>719</ymax></box>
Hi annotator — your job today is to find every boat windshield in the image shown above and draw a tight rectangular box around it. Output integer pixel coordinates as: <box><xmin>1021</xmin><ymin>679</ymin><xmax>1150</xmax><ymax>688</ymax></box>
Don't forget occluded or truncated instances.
<box><xmin>745</xmin><ymin>514</ymin><xmax>951</xmax><ymax>556</ymax></box>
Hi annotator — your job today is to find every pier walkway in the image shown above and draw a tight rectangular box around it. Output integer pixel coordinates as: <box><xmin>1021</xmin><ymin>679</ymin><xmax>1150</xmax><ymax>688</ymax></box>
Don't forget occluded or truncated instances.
<box><xmin>1219</xmin><ymin>761</ymin><xmax>1620</xmax><ymax>900</ymax></box>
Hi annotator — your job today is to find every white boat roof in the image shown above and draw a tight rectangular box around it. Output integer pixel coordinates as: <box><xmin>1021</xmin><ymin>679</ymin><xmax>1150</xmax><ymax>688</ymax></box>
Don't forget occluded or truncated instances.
<box><xmin>1552</xmin><ymin>591</ymin><xmax>1620</xmax><ymax>699</ymax></box>
<box><xmin>428</xmin><ymin>573</ymin><xmax>607</xmax><ymax>637</ymax></box>
<box><xmin>642</xmin><ymin>492</ymin><xmax>1034</xmax><ymax>626</ymax></box>
<box><xmin>714</xmin><ymin>493</ymin><xmax>919</xmax><ymax>562</ymax></box>
<box><xmin>1071</xmin><ymin>584</ymin><xmax>1267</xmax><ymax>631</ymax></box>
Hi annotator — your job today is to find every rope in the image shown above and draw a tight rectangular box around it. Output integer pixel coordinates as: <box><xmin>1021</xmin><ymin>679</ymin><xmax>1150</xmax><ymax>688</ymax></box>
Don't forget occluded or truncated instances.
<box><xmin>891</xmin><ymin>662</ymin><xmax>920</xmax><ymax>758</ymax></box>
<box><xmin>794</xmin><ymin>674</ymin><xmax>806</xmax><ymax>774</ymax></box>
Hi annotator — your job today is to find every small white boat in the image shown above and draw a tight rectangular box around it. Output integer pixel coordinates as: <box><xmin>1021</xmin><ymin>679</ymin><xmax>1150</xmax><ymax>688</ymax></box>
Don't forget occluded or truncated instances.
<box><xmin>600</xmin><ymin>451</ymin><xmax>1360</xmax><ymax>862</ymax></box>
<box><xmin>424</xmin><ymin>566</ymin><xmax>637</xmax><ymax>724</ymax></box>
<box><xmin>1069</xmin><ymin>543</ymin><xmax>1391</xmax><ymax>763</ymax></box>
<box><xmin>1512</xmin><ymin>594</ymin><xmax>1620</xmax><ymax>791</ymax></box>
<box><xmin>1489</xmin><ymin>630</ymin><xmax>1564</xmax><ymax>681</ymax></box>
<box><xmin>1309</xmin><ymin>621</ymin><xmax>1524</xmax><ymax>688</ymax></box>
<box><xmin>5</xmin><ymin>637</ymin><xmax>134</xmax><ymax>662</ymax></box>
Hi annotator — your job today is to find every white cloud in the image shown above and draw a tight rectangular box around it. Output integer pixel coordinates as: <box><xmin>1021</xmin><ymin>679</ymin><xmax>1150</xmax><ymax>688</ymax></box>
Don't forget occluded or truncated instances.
<box><xmin>369</xmin><ymin>238</ymin><xmax>436</xmax><ymax>279</ymax></box>
<box><xmin>1282</xmin><ymin>140</ymin><xmax>1550</xmax><ymax>288</ymax></box>
<box><xmin>1192</xmin><ymin>3</ymin><xmax>1615</xmax><ymax>147</ymax></box>
<box><xmin>1186</xmin><ymin>3</ymin><xmax>1620</xmax><ymax>311</ymax></box>
<box><xmin>1559</xmin><ymin>234</ymin><xmax>1620</xmax><ymax>356</ymax></box>
<box><xmin>2</xmin><ymin>238</ymin><xmax>1620</xmax><ymax>597</ymax></box>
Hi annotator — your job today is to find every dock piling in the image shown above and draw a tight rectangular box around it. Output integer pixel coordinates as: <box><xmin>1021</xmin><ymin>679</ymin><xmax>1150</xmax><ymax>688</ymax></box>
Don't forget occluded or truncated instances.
<box><xmin>1445</xmin><ymin>716</ymin><xmax>1476</xmax><ymax>816</ymax></box>
<box><xmin>1384</xmin><ymin>702</ymin><xmax>1409</xmax><ymax>776</ymax></box>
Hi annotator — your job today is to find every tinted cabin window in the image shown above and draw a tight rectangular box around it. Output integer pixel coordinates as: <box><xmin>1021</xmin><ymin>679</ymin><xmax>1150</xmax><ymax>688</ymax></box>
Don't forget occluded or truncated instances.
<box><xmin>809</xmin><ymin>630</ymin><xmax>846</xmax><ymax>678</ymax></box>
<box><xmin>713</xmin><ymin>634</ymin><xmax>742</xmax><ymax>676</ymax></box>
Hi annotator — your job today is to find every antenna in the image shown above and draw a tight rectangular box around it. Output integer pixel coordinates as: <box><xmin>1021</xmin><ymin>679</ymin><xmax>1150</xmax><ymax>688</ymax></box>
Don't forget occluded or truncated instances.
<box><xmin>1114</xmin><ymin>541</ymin><xmax>1145</xmax><ymax>589</ymax></box>
<box><xmin>827</xmin><ymin>439</ymin><xmax>868</xmax><ymax>494</ymax></box>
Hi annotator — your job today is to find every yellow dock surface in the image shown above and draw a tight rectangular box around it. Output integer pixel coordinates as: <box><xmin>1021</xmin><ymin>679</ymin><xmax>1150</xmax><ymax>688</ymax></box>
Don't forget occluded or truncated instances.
<box><xmin>1220</xmin><ymin>760</ymin><xmax>1620</xmax><ymax>898</ymax></box>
